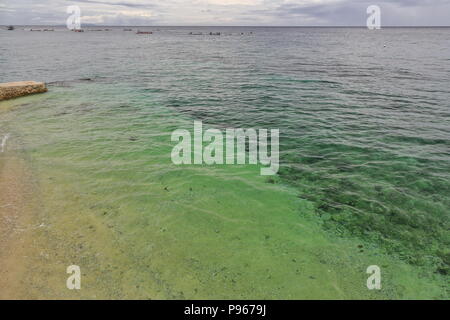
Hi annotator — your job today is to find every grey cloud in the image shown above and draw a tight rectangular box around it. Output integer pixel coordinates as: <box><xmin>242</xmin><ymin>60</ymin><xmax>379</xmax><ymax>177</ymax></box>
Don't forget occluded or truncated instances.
<box><xmin>246</xmin><ymin>0</ymin><xmax>450</xmax><ymax>26</ymax></box>
<box><xmin>1</xmin><ymin>0</ymin><xmax>449</xmax><ymax>26</ymax></box>
<box><xmin>66</xmin><ymin>0</ymin><xmax>154</xmax><ymax>9</ymax></box>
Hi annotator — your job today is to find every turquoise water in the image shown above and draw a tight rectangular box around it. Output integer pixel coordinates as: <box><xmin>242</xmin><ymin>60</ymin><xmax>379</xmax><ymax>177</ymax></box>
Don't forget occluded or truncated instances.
<box><xmin>0</xmin><ymin>27</ymin><xmax>449</xmax><ymax>298</ymax></box>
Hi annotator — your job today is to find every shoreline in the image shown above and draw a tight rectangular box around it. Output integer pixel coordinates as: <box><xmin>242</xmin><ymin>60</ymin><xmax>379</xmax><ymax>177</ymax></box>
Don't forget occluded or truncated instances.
<box><xmin>0</xmin><ymin>153</ymin><xmax>37</xmax><ymax>298</ymax></box>
<box><xmin>0</xmin><ymin>151</ymin><xmax>134</xmax><ymax>299</ymax></box>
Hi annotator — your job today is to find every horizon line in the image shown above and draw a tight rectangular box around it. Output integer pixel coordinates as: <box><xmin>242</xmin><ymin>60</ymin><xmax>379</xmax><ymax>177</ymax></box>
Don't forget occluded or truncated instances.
<box><xmin>2</xmin><ymin>24</ymin><xmax>450</xmax><ymax>28</ymax></box>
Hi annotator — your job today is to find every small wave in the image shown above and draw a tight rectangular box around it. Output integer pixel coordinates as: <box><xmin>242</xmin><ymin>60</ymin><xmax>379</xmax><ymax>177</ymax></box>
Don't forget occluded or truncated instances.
<box><xmin>1</xmin><ymin>133</ymin><xmax>10</xmax><ymax>153</ymax></box>
<box><xmin>47</xmin><ymin>77</ymin><xmax>102</xmax><ymax>87</ymax></box>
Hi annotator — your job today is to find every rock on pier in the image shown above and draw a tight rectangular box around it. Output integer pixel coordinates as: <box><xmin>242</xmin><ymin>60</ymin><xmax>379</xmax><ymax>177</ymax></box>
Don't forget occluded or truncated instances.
<box><xmin>0</xmin><ymin>81</ymin><xmax>47</xmax><ymax>101</ymax></box>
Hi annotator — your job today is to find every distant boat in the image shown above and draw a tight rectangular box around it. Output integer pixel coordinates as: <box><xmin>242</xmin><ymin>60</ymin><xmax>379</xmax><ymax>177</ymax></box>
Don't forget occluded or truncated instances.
<box><xmin>123</xmin><ymin>28</ymin><xmax>133</xmax><ymax>31</ymax></box>
<box><xmin>73</xmin><ymin>29</ymin><xmax>84</xmax><ymax>32</ymax></box>
<box><xmin>7</xmin><ymin>26</ymin><xmax>14</xmax><ymax>30</ymax></box>
<box><xmin>136</xmin><ymin>30</ymin><xmax>152</xmax><ymax>34</ymax></box>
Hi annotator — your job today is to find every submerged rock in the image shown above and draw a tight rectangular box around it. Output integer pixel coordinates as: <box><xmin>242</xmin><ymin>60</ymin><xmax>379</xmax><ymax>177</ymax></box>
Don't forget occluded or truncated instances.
<box><xmin>0</xmin><ymin>81</ymin><xmax>47</xmax><ymax>101</ymax></box>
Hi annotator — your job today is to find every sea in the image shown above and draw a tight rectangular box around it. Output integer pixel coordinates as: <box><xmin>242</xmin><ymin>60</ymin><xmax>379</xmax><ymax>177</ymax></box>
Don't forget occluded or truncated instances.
<box><xmin>0</xmin><ymin>26</ymin><xmax>449</xmax><ymax>299</ymax></box>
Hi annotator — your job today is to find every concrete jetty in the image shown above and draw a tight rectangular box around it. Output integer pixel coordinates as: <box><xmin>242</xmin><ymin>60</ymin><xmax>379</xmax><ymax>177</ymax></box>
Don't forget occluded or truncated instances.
<box><xmin>0</xmin><ymin>81</ymin><xmax>47</xmax><ymax>101</ymax></box>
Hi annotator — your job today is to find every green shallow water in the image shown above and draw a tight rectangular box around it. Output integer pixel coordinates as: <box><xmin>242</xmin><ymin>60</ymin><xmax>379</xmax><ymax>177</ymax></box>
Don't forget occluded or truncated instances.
<box><xmin>0</xmin><ymin>83</ymin><xmax>447</xmax><ymax>299</ymax></box>
<box><xmin>1</xmin><ymin>27</ymin><xmax>449</xmax><ymax>299</ymax></box>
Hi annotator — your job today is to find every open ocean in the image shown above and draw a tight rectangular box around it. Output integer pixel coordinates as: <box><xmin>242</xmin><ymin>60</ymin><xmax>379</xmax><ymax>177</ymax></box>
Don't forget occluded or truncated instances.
<box><xmin>0</xmin><ymin>26</ymin><xmax>449</xmax><ymax>299</ymax></box>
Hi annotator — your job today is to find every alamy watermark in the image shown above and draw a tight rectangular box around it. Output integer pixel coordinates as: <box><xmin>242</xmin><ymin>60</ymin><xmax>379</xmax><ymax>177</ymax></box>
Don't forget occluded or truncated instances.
<box><xmin>66</xmin><ymin>265</ymin><xmax>81</xmax><ymax>290</ymax></box>
<box><xmin>66</xmin><ymin>5</ymin><xmax>81</xmax><ymax>30</ymax></box>
<box><xmin>0</xmin><ymin>133</ymin><xmax>10</xmax><ymax>153</ymax></box>
<box><xmin>367</xmin><ymin>5</ymin><xmax>381</xmax><ymax>29</ymax></box>
<box><xmin>366</xmin><ymin>265</ymin><xmax>381</xmax><ymax>290</ymax></box>
<box><xmin>171</xmin><ymin>121</ymin><xmax>279</xmax><ymax>176</ymax></box>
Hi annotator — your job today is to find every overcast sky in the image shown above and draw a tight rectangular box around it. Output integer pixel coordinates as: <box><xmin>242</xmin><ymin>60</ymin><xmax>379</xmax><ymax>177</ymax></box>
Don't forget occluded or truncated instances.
<box><xmin>1</xmin><ymin>0</ymin><xmax>449</xmax><ymax>26</ymax></box>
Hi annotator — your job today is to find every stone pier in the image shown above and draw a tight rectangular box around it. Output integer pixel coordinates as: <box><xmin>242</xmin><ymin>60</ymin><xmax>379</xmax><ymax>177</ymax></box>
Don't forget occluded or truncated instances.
<box><xmin>0</xmin><ymin>81</ymin><xmax>47</xmax><ymax>101</ymax></box>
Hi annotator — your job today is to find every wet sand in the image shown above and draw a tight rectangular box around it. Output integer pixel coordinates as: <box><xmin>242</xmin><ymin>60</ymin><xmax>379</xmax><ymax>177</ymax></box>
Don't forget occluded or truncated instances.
<box><xmin>0</xmin><ymin>154</ymin><xmax>37</xmax><ymax>298</ymax></box>
<box><xmin>0</xmin><ymin>152</ymin><xmax>157</xmax><ymax>299</ymax></box>
<box><xmin>0</xmin><ymin>152</ymin><xmax>116</xmax><ymax>299</ymax></box>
